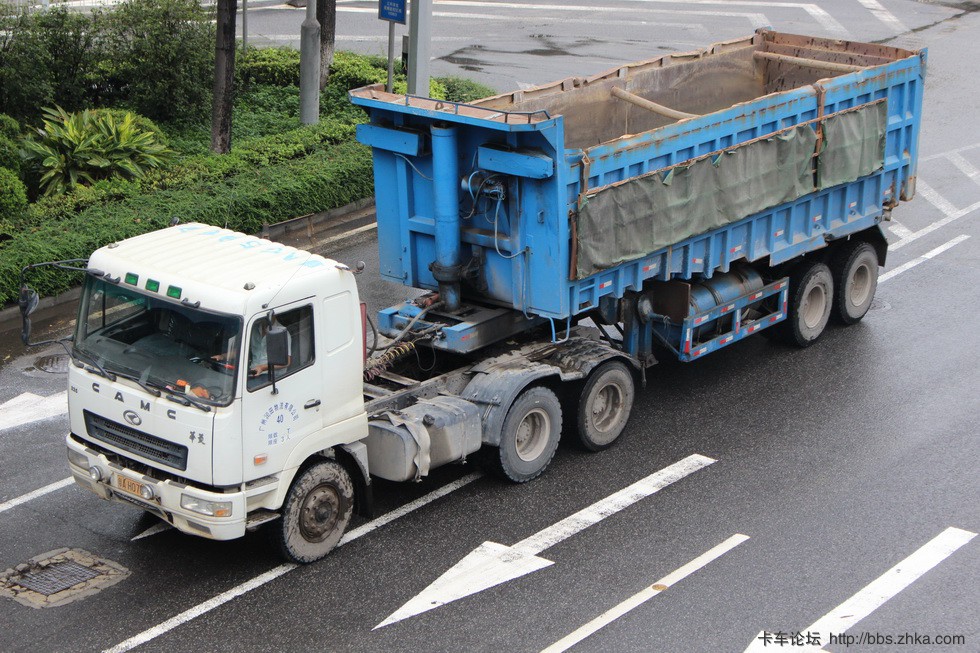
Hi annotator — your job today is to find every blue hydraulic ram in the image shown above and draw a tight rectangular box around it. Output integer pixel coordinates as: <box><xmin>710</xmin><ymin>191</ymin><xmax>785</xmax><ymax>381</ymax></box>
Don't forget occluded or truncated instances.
<box><xmin>351</xmin><ymin>29</ymin><xmax>925</xmax><ymax>362</ymax></box>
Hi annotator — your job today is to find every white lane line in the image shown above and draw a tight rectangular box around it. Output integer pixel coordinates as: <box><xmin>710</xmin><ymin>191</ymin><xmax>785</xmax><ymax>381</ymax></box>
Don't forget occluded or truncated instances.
<box><xmin>802</xmin><ymin>527</ymin><xmax>975</xmax><ymax>649</ymax></box>
<box><xmin>103</xmin><ymin>472</ymin><xmax>483</xmax><ymax>653</ymax></box>
<box><xmin>0</xmin><ymin>478</ymin><xmax>74</xmax><ymax>515</ymax></box>
<box><xmin>891</xmin><ymin>180</ymin><xmax>980</xmax><ymax>251</ymax></box>
<box><xmin>0</xmin><ymin>391</ymin><xmax>68</xmax><ymax>432</ymax></box>
<box><xmin>744</xmin><ymin>527</ymin><xmax>977</xmax><ymax>653</ymax></box>
<box><xmin>946</xmin><ymin>152</ymin><xmax>980</xmax><ymax>182</ymax></box>
<box><xmin>542</xmin><ymin>534</ymin><xmax>750</xmax><ymax>653</ymax></box>
<box><xmin>857</xmin><ymin>0</ymin><xmax>909</xmax><ymax>33</ymax></box>
<box><xmin>879</xmin><ymin>235</ymin><xmax>970</xmax><ymax>283</ymax></box>
<box><xmin>432</xmin><ymin>2</ymin><xmax>771</xmax><ymax>29</ymax></box>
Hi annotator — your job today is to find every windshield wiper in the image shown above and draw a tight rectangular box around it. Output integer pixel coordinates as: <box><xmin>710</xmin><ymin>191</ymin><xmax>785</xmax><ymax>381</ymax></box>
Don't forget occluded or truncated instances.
<box><xmin>165</xmin><ymin>390</ymin><xmax>212</xmax><ymax>413</ymax></box>
<box><xmin>105</xmin><ymin>367</ymin><xmax>162</xmax><ymax>398</ymax></box>
<box><xmin>71</xmin><ymin>349</ymin><xmax>116</xmax><ymax>381</ymax></box>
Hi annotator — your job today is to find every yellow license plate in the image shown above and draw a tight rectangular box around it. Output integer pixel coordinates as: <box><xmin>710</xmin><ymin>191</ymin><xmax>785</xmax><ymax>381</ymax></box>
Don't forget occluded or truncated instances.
<box><xmin>114</xmin><ymin>475</ymin><xmax>144</xmax><ymax>497</ymax></box>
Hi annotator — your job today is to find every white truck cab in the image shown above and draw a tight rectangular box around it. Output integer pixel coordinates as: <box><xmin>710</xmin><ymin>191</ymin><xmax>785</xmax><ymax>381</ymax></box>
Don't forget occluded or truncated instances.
<box><xmin>63</xmin><ymin>224</ymin><xmax>367</xmax><ymax>555</ymax></box>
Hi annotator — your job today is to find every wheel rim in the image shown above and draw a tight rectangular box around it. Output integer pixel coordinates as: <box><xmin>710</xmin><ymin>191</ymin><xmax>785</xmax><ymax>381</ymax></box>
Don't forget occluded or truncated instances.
<box><xmin>849</xmin><ymin>262</ymin><xmax>872</xmax><ymax>307</ymax></box>
<box><xmin>515</xmin><ymin>408</ymin><xmax>551</xmax><ymax>462</ymax></box>
<box><xmin>802</xmin><ymin>282</ymin><xmax>827</xmax><ymax>329</ymax></box>
<box><xmin>592</xmin><ymin>382</ymin><xmax>625</xmax><ymax>433</ymax></box>
<box><xmin>299</xmin><ymin>483</ymin><xmax>341</xmax><ymax>543</ymax></box>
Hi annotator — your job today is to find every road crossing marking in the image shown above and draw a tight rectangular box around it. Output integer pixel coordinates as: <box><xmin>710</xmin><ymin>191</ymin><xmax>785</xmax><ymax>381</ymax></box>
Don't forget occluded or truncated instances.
<box><xmin>857</xmin><ymin>0</ymin><xmax>909</xmax><ymax>33</ymax></box>
<box><xmin>103</xmin><ymin>472</ymin><xmax>483</xmax><ymax>653</ymax></box>
<box><xmin>375</xmin><ymin>454</ymin><xmax>716</xmax><ymax>628</ymax></box>
<box><xmin>891</xmin><ymin>180</ymin><xmax>980</xmax><ymax>251</ymax></box>
<box><xmin>946</xmin><ymin>151</ymin><xmax>980</xmax><ymax>182</ymax></box>
<box><xmin>542</xmin><ymin>534</ymin><xmax>750</xmax><ymax>653</ymax></box>
<box><xmin>0</xmin><ymin>391</ymin><xmax>68</xmax><ymax>432</ymax></box>
<box><xmin>743</xmin><ymin>527</ymin><xmax>976</xmax><ymax>652</ymax></box>
<box><xmin>0</xmin><ymin>478</ymin><xmax>74</xmax><ymax>515</ymax></box>
<box><xmin>886</xmin><ymin>221</ymin><xmax>913</xmax><ymax>239</ymax></box>
<box><xmin>879</xmin><ymin>235</ymin><xmax>969</xmax><ymax>283</ymax></box>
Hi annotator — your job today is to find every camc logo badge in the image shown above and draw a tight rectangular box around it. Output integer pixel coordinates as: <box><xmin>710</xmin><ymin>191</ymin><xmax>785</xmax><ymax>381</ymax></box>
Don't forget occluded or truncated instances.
<box><xmin>123</xmin><ymin>410</ymin><xmax>142</xmax><ymax>426</ymax></box>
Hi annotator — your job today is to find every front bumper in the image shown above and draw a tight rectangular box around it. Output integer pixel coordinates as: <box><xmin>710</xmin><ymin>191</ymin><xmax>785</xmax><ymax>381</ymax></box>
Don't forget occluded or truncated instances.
<box><xmin>66</xmin><ymin>433</ymin><xmax>249</xmax><ymax>540</ymax></box>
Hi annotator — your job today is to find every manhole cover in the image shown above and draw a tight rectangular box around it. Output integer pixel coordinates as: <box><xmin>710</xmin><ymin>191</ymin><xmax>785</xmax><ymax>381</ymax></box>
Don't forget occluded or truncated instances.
<box><xmin>0</xmin><ymin>548</ymin><xmax>129</xmax><ymax>609</ymax></box>
<box><xmin>869</xmin><ymin>298</ymin><xmax>891</xmax><ymax>313</ymax></box>
<box><xmin>15</xmin><ymin>561</ymin><xmax>100</xmax><ymax>595</ymax></box>
<box><xmin>33</xmin><ymin>354</ymin><xmax>70</xmax><ymax>374</ymax></box>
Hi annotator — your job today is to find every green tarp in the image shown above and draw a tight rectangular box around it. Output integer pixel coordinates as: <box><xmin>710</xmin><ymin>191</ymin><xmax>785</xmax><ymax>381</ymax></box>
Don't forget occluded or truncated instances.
<box><xmin>573</xmin><ymin>102</ymin><xmax>887</xmax><ymax>279</ymax></box>
<box><xmin>575</xmin><ymin>123</ymin><xmax>817</xmax><ymax>279</ymax></box>
<box><xmin>817</xmin><ymin>101</ymin><xmax>887</xmax><ymax>189</ymax></box>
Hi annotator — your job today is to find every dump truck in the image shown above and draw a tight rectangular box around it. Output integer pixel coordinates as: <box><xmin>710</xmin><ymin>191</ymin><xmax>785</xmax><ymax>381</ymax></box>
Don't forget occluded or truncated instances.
<box><xmin>20</xmin><ymin>30</ymin><xmax>924</xmax><ymax>562</ymax></box>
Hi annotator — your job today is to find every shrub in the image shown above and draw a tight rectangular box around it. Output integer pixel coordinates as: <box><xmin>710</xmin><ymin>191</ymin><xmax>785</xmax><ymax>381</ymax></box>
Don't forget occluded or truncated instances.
<box><xmin>436</xmin><ymin>77</ymin><xmax>496</xmax><ymax>103</ymax></box>
<box><xmin>238</xmin><ymin>47</ymin><xmax>300</xmax><ymax>87</ymax></box>
<box><xmin>0</xmin><ymin>9</ymin><xmax>55</xmax><ymax>123</ymax></box>
<box><xmin>0</xmin><ymin>142</ymin><xmax>374</xmax><ymax>303</ymax></box>
<box><xmin>90</xmin><ymin>109</ymin><xmax>169</xmax><ymax>145</ymax></box>
<box><xmin>0</xmin><ymin>134</ymin><xmax>20</xmax><ymax>174</ymax></box>
<box><xmin>0</xmin><ymin>167</ymin><xmax>28</xmax><ymax>223</ymax></box>
<box><xmin>106</xmin><ymin>0</ymin><xmax>215</xmax><ymax>123</ymax></box>
<box><xmin>0</xmin><ymin>113</ymin><xmax>19</xmax><ymax>139</ymax></box>
<box><xmin>22</xmin><ymin>107</ymin><xmax>174</xmax><ymax>196</ymax></box>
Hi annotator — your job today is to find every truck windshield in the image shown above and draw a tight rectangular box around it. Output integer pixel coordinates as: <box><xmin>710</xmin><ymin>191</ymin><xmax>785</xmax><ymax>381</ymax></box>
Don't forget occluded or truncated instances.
<box><xmin>74</xmin><ymin>276</ymin><xmax>242</xmax><ymax>406</ymax></box>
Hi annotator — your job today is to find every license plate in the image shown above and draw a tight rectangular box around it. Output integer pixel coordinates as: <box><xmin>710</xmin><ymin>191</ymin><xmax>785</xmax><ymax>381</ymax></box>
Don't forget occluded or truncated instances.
<box><xmin>114</xmin><ymin>475</ymin><xmax>144</xmax><ymax>497</ymax></box>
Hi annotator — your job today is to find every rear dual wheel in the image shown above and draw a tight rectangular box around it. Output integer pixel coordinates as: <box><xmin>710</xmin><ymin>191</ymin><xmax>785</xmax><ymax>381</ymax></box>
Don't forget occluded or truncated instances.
<box><xmin>775</xmin><ymin>261</ymin><xmax>834</xmax><ymax>348</ymax></box>
<box><xmin>831</xmin><ymin>241</ymin><xmax>879</xmax><ymax>325</ymax></box>
<box><xmin>574</xmin><ymin>361</ymin><xmax>635</xmax><ymax>452</ymax></box>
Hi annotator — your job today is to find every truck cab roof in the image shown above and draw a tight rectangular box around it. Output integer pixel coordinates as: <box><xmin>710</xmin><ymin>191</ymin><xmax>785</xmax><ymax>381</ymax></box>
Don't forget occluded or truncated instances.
<box><xmin>88</xmin><ymin>223</ymin><xmax>343</xmax><ymax>316</ymax></box>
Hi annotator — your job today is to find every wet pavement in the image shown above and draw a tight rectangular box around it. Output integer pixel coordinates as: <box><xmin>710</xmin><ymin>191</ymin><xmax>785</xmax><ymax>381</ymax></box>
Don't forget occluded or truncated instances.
<box><xmin>1</xmin><ymin>3</ymin><xmax>979</xmax><ymax>652</ymax></box>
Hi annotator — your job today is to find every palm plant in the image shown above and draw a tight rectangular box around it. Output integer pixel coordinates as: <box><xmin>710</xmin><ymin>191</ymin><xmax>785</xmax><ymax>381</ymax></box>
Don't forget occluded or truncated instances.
<box><xmin>22</xmin><ymin>106</ymin><xmax>173</xmax><ymax>196</ymax></box>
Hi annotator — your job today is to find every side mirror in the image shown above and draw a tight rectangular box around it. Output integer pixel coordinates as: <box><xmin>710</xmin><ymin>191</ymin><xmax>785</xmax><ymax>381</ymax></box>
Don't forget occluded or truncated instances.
<box><xmin>19</xmin><ymin>285</ymin><xmax>39</xmax><ymax>346</ymax></box>
<box><xmin>266</xmin><ymin>325</ymin><xmax>290</xmax><ymax>367</ymax></box>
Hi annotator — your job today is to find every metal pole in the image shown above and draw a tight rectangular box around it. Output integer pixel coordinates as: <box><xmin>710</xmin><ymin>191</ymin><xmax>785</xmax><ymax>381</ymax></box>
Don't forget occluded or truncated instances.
<box><xmin>242</xmin><ymin>0</ymin><xmax>248</xmax><ymax>54</ymax></box>
<box><xmin>407</xmin><ymin>0</ymin><xmax>431</xmax><ymax>96</ymax></box>
<box><xmin>299</xmin><ymin>0</ymin><xmax>321</xmax><ymax>124</ymax></box>
<box><xmin>386</xmin><ymin>20</ymin><xmax>396</xmax><ymax>93</ymax></box>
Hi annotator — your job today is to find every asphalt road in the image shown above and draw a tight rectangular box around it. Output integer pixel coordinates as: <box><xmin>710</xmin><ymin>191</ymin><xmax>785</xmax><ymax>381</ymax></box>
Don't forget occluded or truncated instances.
<box><xmin>2</xmin><ymin>1</ymin><xmax>979</xmax><ymax>652</ymax></box>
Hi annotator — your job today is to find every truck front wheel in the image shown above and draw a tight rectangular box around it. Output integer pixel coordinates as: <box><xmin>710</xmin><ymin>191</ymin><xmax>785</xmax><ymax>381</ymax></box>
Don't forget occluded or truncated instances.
<box><xmin>831</xmin><ymin>241</ymin><xmax>879</xmax><ymax>324</ymax></box>
<box><xmin>575</xmin><ymin>361</ymin><xmax>635</xmax><ymax>452</ymax></box>
<box><xmin>487</xmin><ymin>385</ymin><xmax>562</xmax><ymax>483</ymax></box>
<box><xmin>275</xmin><ymin>460</ymin><xmax>354</xmax><ymax>563</ymax></box>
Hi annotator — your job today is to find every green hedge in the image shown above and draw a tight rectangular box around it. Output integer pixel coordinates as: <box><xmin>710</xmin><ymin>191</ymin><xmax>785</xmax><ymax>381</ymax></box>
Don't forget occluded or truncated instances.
<box><xmin>0</xmin><ymin>167</ymin><xmax>28</xmax><ymax>225</ymax></box>
<box><xmin>0</xmin><ymin>141</ymin><xmax>372</xmax><ymax>303</ymax></box>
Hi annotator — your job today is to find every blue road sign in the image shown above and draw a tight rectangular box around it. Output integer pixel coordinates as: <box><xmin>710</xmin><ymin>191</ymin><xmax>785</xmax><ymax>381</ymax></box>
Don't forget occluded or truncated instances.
<box><xmin>379</xmin><ymin>0</ymin><xmax>407</xmax><ymax>24</ymax></box>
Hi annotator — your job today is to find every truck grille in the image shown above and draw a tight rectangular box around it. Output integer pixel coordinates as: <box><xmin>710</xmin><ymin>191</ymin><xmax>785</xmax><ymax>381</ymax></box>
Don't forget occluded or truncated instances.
<box><xmin>83</xmin><ymin>411</ymin><xmax>188</xmax><ymax>471</ymax></box>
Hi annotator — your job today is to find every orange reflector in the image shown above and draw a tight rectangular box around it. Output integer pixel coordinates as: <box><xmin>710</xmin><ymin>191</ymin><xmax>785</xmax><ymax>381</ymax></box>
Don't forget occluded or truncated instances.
<box><xmin>254</xmin><ymin>454</ymin><xmax>268</xmax><ymax>465</ymax></box>
<box><xmin>214</xmin><ymin>508</ymin><xmax>232</xmax><ymax>517</ymax></box>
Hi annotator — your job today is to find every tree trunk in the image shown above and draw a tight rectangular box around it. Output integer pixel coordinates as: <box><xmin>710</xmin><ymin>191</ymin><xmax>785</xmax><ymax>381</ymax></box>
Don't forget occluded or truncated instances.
<box><xmin>211</xmin><ymin>0</ymin><xmax>238</xmax><ymax>154</ymax></box>
<box><xmin>317</xmin><ymin>0</ymin><xmax>336</xmax><ymax>89</ymax></box>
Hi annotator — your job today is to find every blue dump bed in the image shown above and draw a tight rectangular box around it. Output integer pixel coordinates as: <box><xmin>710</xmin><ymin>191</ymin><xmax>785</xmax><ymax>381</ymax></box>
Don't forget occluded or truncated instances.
<box><xmin>350</xmin><ymin>30</ymin><xmax>924</xmax><ymax>322</ymax></box>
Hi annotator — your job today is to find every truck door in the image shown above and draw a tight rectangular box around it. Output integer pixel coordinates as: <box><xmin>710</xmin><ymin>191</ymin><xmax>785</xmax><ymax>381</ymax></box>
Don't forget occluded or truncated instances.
<box><xmin>240</xmin><ymin>300</ymin><xmax>321</xmax><ymax>480</ymax></box>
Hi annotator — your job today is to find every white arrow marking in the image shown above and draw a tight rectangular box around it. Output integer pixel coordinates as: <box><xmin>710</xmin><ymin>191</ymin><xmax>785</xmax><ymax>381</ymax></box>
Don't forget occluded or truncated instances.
<box><xmin>743</xmin><ymin>526</ymin><xmax>976</xmax><ymax>652</ymax></box>
<box><xmin>375</xmin><ymin>453</ymin><xmax>716</xmax><ymax>628</ymax></box>
<box><xmin>543</xmin><ymin>533</ymin><xmax>750</xmax><ymax>653</ymax></box>
<box><xmin>131</xmin><ymin>522</ymin><xmax>173</xmax><ymax>541</ymax></box>
<box><xmin>0</xmin><ymin>391</ymin><xmax>68</xmax><ymax>432</ymax></box>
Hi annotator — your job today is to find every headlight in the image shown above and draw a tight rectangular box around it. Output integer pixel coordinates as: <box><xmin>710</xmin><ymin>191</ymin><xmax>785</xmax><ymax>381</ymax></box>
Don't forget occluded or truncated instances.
<box><xmin>88</xmin><ymin>466</ymin><xmax>104</xmax><ymax>482</ymax></box>
<box><xmin>67</xmin><ymin>447</ymin><xmax>89</xmax><ymax>469</ymax></box>
<box><xmin>181</xmin><ymin>494</ymin><xmax>233</xmax><ymax>518</ymax></box>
